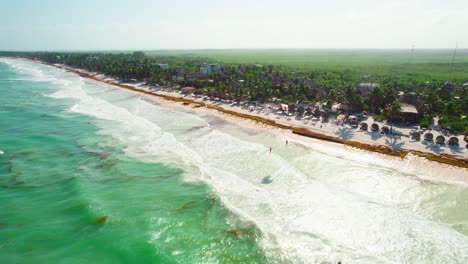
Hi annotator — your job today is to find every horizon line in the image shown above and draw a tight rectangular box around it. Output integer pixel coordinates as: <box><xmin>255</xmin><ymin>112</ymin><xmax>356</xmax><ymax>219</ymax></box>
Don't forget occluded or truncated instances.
<box><xmin>1</xmin><ymin>47</ymin><xmax>466</xmax><ymax>53</ymax></box>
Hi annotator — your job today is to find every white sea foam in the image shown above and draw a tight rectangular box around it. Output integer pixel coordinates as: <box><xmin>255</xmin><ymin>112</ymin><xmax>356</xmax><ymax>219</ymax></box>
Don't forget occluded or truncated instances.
<box><xmin>0</xmin><ymin>58</ymin><xmax>59</xmax><ymax>83</ymax></box>
<box><xmin>16</xmin><ymin>59</ymin><xmax>468</xmax><ymax>263</ymax></box>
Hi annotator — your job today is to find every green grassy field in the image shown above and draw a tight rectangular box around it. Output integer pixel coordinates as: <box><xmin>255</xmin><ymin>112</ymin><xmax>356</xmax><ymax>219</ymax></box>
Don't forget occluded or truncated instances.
<box><xmin>144</xmin><ymin>49</ymin><xmax>468</xmax><ymax>81</ymax></box>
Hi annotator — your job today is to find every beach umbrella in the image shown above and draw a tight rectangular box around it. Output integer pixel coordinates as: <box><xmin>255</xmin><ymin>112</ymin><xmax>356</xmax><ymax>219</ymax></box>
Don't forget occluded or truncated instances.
<box><xmin>410</xmin><ymin>131</ymin><xmax>420</xmax><ymax>140</ymax></box>
<box><xmin>424</xmin><ymin>133</ymin><xmax>434</xmax><ymax>141</ymax></box>
<box><xmin>360</xmin><ymin>122</ymin><xmax>368</xmax><ymax>131</ymax></box>
<box><xmin>448</xmin><ymin>137</ymin><xmax>459</xmax><ymax>146</ymax></box>
<box><xmin>56</xmin><ymin>55</ymin><xmax>61</xmax><ymax>60</ymax></box>
<box><xmin>381</xmin><ymin>126</ymin><xmax>389</xmax><ymax>134</ymax></box>
<box><xmin>34</xmin><ymin>57</ymin><xmax>38</xmax><ymax>62</ymax></box>
<box><xmin>435</xmin><ymin>135</ymin><xmax>445</xmax><ymax>145</ymax></box>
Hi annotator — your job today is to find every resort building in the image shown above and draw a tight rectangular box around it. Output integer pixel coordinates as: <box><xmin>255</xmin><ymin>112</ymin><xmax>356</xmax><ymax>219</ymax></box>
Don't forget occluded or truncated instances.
<box><xmin>170</xmin><ymin>69</ymin><xmax>185</xmax><ymax>81</ymax></box>
<box><xmin>198</xmin><ymin>64</ymin><xmax>221</xmax><ymax>75</ymax></box>
<box><xmin>152</xmin><ymin>63</ymin><xmax>169</xmax><ymax>70</ymax></box>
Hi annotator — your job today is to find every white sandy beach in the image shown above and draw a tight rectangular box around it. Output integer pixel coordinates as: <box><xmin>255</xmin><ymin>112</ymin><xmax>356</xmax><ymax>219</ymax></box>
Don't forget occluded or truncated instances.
<box><xmin>136</xmin><ymin>86</ymin><xmax>468</xmax><ymax>159</ymax></box>
<box><xmin>60</xmin><ymin>65</ymin><xmax>468</xmax><ymax>162</ymax></box>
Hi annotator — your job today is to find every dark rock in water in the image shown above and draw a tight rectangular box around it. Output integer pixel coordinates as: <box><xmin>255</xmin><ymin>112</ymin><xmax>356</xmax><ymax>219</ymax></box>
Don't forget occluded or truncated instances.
<box><xmin>226</xmin><ymin>229</ymin><xmax>241</xmax><ymax>236</ymax></box>
<box><xmin>261</xmin><ymin>176</ymin><xmax>273</xmax><ymax>184</ymax></box>
<box><xmin>95</xmin><ymin>216</ymin><xmax>108</xmax><ymax>224</ymax></box>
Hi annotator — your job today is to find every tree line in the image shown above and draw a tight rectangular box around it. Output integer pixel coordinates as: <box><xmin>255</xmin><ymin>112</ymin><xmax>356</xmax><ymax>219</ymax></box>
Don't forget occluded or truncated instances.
<box><xmin>1</xmin><ymin>51</ymin><xmax>466</xmax><ymax>132</ymax></box>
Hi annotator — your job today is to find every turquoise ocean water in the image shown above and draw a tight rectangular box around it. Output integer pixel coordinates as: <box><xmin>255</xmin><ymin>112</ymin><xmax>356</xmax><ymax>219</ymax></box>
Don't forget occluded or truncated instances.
<box><xmin>0</xmin><ymin>60</ymin><xmax>266</xmax><ymax>263</ymax></box>
<box><xmin>0</xmin><ymin>59</ymin><xmax>467</xmax><ymax>263</ymax></box>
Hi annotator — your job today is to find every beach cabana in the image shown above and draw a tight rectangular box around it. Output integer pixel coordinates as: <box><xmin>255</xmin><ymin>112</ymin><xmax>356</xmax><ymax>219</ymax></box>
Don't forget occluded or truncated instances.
<box><xmin>424</xmin><ymin>133</ymin><xmax>434</xmax><ymax>141</ymax></box>
<box><xmin>448</xmin><ymin>137</ymin><xmax>459</xmax><ymax>146</ymax></box>
<box><xmin>360</xmin><ymin>122</ymin><xmax>368</xmax><ymax>131</ymax></box>
<box><xmin>371</xmin><ymin>123</ymin><xmax>379</xmax><ymax>132</ymax></box>
<box><xmin>435</xmin><ymin>135</ymin><xmax>445</xmax><ymax>145</ymax></box>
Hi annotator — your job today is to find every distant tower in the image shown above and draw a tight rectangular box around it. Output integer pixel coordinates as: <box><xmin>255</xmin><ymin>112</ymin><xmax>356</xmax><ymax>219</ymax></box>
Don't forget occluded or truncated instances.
<box><xmin>408</xmin><ymin>43</ymin><xmax>415</xmax><ymax>64</ymax></box>
<box><xmin>450</xmin><ymin>41</ymin><xmax>458</xmax><ymax>77</ymax></box>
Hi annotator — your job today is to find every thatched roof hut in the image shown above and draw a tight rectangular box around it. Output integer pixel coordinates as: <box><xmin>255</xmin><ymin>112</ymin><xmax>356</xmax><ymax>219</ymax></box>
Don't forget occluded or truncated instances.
<box><xmin>435</xmin><ymin>135</ymin><xmax>445</xmax><ymax>145</ymax></box>
<box><xmin>424</xmin><ymin>133</ymin><xmax>434</xmax><ymax>141</ymax></box>
<box><xmin>381</xmin><ymin>126</ymin><xmax>389</xmax><ymax>134</ymax></box>
<box><xmin>448</xmin><ymin>137</ymin><xmax>459</xmax><ymax>146</ymax></box>
<box><xmin>399</xmin><ymin>103</ymin><xmax>420</xmax><ymax>124</ymax></box>
<box><xmin>371</xmin><ymin>123</ymin><xmax>379</xmax><ymax>132</ymax></box>
<box><xmin>360</xmin><ymin>122</ymin><xmax>368</xmax><ymax>131</ymax></box>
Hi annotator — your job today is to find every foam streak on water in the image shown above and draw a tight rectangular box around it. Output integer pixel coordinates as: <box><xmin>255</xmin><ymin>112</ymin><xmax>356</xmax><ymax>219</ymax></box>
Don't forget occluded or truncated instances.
<box><xmin>3</xmin><ymin>58</ymin><xmax>468</xmax><ymax>264</ymax></box>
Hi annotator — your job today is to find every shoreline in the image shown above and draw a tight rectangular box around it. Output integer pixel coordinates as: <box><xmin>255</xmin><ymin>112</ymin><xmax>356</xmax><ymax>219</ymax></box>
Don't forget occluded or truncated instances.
<box><xmin>42</xmin><ymin>61</ymin><xmax>468</xmax><ymax>169</ymax></box>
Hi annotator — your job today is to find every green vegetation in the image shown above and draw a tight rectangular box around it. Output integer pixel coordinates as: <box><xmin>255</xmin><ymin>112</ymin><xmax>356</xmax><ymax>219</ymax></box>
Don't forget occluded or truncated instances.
<box><xmin>144</xmin><ymin>49</ymin><xmax>468</xmax><ymax>81</ymax></box>
<box><xmin>1</xmin><ymin>49</ymin><xmax>467</xmax><ymax>133</ymax></box>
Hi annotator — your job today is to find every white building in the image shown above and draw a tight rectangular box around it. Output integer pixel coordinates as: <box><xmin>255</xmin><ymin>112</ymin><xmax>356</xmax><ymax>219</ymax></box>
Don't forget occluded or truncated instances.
<box><xmin>198</xmin><ymin>64</ymin><xmax>221</xmax><ymax>75</ymax></box>
<box><xmin>152</xmin><ymin>63</ymin><xmax>169</xmax><ymax>70</ymax></box>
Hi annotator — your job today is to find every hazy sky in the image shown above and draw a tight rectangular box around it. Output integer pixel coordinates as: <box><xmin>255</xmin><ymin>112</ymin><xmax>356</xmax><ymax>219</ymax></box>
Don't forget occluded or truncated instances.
<box><xmin>1</xmin><ymin>0</ymin><xmax>467</xmax><ymax>50</ymax></box>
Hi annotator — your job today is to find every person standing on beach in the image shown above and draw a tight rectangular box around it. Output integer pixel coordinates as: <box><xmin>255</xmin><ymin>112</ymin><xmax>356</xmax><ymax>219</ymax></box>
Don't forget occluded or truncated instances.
<box><xmin>286</xmin><ymin>140</ymin><xmax>288</xmax><ymax>146</ymax></box>
<box><xmin>269</xmin><ymin>147</ymin><xmax>272</xmax><ymax>153</ymax></box>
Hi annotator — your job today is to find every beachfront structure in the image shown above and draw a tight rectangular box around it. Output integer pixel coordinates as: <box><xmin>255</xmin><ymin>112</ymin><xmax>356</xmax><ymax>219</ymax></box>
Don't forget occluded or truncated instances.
<box><xmin>152</xmin><ymin>63</ymin><xmax>169</xmax><ymax>70</ymax></box>
<box><xmin>399</xmin><ymin>103</ymin><xmax>420</xmax><ymax>124</ymax></box>
<box><xmin>198</xmin><ymin>64</ymin><xmax>221</xmax><ymax>75</ymax></box>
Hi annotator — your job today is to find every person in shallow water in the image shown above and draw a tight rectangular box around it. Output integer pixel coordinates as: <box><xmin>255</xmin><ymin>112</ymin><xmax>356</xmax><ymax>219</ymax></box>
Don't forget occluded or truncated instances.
<box><xmin>261</xmin><ymin>176</ymin><xmax>273</xmax><ymax>184</ymax></box>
